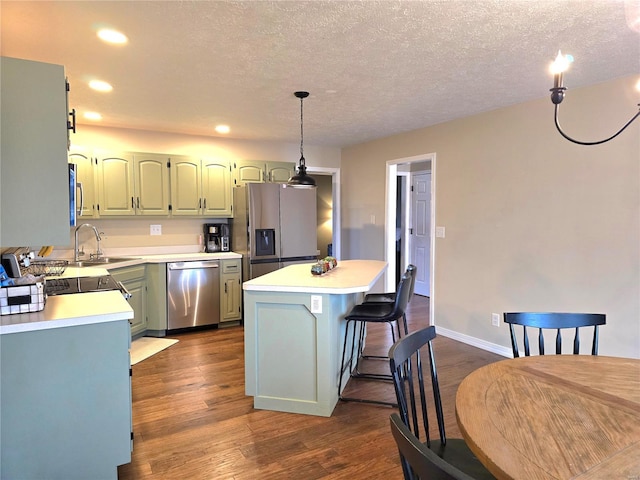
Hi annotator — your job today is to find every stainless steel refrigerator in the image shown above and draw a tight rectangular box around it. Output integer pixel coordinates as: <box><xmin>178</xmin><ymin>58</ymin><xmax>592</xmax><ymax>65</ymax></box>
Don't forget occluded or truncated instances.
<box><xmin>232</xmin><ymin>183</ymin><xmax>318</xmax><ymax>280</ymax></box>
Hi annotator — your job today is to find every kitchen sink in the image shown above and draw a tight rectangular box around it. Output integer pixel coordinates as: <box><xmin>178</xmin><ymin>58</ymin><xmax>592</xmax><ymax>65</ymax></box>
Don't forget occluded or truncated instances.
<box><xmin>67</xmin><ymin>257</ymin><xmax>138</xmax><ymax>267</ymax></box>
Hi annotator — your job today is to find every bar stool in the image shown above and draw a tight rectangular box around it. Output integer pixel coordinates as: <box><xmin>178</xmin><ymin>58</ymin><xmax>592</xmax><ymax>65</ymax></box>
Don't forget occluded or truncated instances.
<box><xmin>364</xmin><ymin>264</ymin><xmax>417</xmax><ymax>337</ymax></box>
<box><xmin>338</xmin><ymin>272</ymin><xmax>413</xmax><ymax>406</ymax></box>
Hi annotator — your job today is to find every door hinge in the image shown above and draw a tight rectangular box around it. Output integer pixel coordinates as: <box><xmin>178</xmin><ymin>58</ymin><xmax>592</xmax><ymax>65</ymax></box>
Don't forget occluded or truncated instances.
<box><xmin>129</xmin><ymin>368</ymin><xmax>132</xmax><ymax>377</ymax></box>
<box><xmin>131</xmin><ymin>431</ymin><xmax>134</xmax><ymax>441</ymax></box>
<box><xmin>411</xmin><ymin>185</ymin><xmax>414</xmax><ymax>192</ymax></box>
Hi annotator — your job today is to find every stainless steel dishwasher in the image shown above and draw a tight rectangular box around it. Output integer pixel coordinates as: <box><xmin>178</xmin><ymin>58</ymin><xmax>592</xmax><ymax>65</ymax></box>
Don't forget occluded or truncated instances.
<box><xmin>167</xmin><ymin>260</ymin><xmax>220</xmax><ymax>330</ymax></box>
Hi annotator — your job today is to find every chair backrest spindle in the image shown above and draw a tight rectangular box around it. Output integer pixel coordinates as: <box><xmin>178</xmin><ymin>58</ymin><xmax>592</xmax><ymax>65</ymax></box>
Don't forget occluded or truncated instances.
<box><xmin>504</xmin><ymin>312</ymin><xmax>605</xmax><ymax>357</ymax></box>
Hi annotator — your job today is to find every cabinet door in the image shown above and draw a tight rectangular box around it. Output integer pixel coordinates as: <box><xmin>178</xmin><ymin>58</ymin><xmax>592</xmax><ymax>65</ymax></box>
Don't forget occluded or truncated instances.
<box><xmin>0</xmin><ymin>57</ymin><xmax>69</xmax><ymax>246</ymax></box>
<box><xmin>69</xmin><ymin>150</ymin><xmax>97</xmax><ymax>218</ymax></box>
<box><xmin>170</xmin><ymin>156</ymin><xmax>202</xmax><ymax>216</ymax></box>
<box><xmin>221</xmin><ymin>260</ymin><xmax>242</xmax><ymax>322</ymax></box>
<box><xmin>97</xmin><ymin>152</ymin><xmax>136</xmax><ymax>216</ymax></box>
<box><xmin>234</xmin><ymin>160</ymin><xmax>265</xmax><ymax>186</ymax></box>
<box><xmin>202</xmin><ymin>159</ymin><xmax>232</xmax><ymax>217</ymax></box>
<box><xmin>267</xmin><ymin>161</ymin><xmax>295</xmax><ymax>183</ymax></box>
<box><xmin>111</xmin><ymin>265</ymin><xmax>147</xmax><ymax>337</ymax></box>
<box><xmin>133</xmin><ymin>153</ymin><xmax>170</xmax><ymax>216</ymax></box>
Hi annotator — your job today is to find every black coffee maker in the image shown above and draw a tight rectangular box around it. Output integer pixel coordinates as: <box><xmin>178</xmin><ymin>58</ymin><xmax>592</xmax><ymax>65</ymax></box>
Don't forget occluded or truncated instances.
<box><xmin>204</xmin><ymin>223</ymin><xmax>230</xmax><ymax>252</ymax></box>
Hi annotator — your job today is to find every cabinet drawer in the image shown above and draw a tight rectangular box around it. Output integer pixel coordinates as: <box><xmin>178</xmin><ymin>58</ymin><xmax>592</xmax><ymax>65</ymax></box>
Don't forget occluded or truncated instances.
<box><xmin>110</xmin><ymin>265</ymin><xmax>146</xmax><ymax>283</ymax></box>
<box><xmin>222</xmin><ymin>260</ymin><xmax>241</xmax><ymax>274</ymax></box>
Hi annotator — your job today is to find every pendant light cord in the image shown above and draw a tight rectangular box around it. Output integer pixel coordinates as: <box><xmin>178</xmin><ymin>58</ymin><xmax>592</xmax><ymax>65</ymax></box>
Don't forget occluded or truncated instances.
<box><xmin>299</xmin><ymin>95</ymin><xmax>305</xmax><ymax>167</ymax></box>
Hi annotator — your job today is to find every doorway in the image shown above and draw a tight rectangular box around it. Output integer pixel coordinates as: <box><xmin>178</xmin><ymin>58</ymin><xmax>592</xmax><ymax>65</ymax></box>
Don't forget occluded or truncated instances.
<box><xmin>385</xmin><ymin>154</ymin><xmax>435</xmax><ymax>322</ymax></box>
<box><xmin>309</xmin><ymin>167</ymin><xmax>341</xmax><ymax>260</ymax></box>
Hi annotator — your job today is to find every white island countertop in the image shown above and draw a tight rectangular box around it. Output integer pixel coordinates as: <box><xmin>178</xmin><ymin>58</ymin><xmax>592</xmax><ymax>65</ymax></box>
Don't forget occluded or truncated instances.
<box><xmin>243</xmin><ymin>259</ymin><xmax>387</xmax><ymax>294</ymax></box>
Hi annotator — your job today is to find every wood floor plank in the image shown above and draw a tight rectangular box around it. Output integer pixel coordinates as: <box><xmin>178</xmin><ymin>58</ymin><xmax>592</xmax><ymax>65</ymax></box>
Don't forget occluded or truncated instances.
<box><xmin>118</xmin><ymin>295</ymin><xmax>502</xmax><ymax>479</ymax></box>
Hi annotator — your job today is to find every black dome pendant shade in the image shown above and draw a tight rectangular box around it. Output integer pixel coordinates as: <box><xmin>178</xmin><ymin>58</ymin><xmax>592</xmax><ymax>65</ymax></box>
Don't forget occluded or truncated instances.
<box><xmin>287</xmin><ymin>91</ymin><xmax>316</xmax><ymax>188</ymax></box>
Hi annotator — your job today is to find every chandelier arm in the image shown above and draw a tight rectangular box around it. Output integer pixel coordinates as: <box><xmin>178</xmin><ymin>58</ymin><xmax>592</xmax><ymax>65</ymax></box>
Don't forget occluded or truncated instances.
<box><xmin>554</xmin><ymin>103</ymin><xmax>640</xmax><ymax>146</ymax></box>
<box><xmin>300</xmin><ymin>96</ymin><xmax>305</xmax><ymax>167</ymax></box>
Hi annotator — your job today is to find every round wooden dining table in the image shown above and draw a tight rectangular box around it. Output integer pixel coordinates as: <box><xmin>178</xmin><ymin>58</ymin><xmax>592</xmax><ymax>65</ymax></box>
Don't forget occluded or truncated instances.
<box><xmin>455</xmin><ymin>355</ymin><xmax>640</xmax><ymax>480</ymax></box>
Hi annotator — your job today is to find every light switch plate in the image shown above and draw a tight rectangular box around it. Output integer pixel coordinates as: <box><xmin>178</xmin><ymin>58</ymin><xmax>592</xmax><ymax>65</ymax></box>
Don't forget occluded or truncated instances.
<box><xmin>310</xmin><ymin>295</ymin><xmax>322</xmax><ymax>314</ymax></box>
<box><xmin>435</xmin><ymin>226</ymin><xmax>445</xmax><ymax>238</ymax></box>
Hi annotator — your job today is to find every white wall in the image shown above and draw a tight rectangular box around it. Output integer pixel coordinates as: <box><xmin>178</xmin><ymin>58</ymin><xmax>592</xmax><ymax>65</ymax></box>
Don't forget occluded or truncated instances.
<box><xmin>341</xmin><ymin>76</ymin><xmax>640</xmax><ymax>359</ymax></box>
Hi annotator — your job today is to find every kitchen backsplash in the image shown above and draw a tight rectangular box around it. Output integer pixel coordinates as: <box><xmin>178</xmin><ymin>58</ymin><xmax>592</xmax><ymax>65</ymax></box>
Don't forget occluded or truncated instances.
<box><xmin>1</xmin><ymin>218</ymin><xmax>231</xmax><ymax>260</ymax></box>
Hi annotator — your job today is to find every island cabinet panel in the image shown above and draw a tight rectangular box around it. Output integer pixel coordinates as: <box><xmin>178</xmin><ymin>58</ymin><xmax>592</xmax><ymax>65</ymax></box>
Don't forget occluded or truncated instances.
<box><xmin>0</xmin><ymin>57</ymin><xmax>70</xmax><ymax>246</ymax></box>
<box><xmin>0</xmin><ymin>320</ymin><xmax>132</xmax><ymax>479</ymax></box>
<box><xmin>244</xmin><ymin>289</ymin><xmax>358</xmax><ymax>417</ymax></box>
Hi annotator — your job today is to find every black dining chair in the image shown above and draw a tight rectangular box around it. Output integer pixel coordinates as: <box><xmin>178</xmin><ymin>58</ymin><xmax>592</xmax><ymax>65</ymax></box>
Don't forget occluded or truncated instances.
<box><xmin>390</xmin><ymin>413</ymin><xmax>478</xmax><ymax>480</ymax></box>
<box><xmin>388</xmin><ymin>326</ymin><xmax>495</xmax><ymax>480</ymax></box>
<box><xmin>503</xmin><ymin>312</ymin><xmax>606</xmax><ymax>357</ymax></box>
<box><xmin>338</xmin><ymin>271</ymin><xmax>413</xmax><ymax>406</ymax></box>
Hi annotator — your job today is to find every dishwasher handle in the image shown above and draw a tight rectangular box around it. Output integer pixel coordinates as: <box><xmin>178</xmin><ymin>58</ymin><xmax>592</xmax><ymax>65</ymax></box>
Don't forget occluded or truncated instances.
<box><xmin>168</xmin><ymin>261</ymin><xmax>220</xmax><ymax>270</ymax></box>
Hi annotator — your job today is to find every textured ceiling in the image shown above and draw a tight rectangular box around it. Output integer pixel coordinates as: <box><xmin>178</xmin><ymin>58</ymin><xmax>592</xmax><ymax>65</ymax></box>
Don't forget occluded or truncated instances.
<box><xmin>1</xmin><ymin>0</ymin><xmax>639</xmax><ymax>147</ymax></box>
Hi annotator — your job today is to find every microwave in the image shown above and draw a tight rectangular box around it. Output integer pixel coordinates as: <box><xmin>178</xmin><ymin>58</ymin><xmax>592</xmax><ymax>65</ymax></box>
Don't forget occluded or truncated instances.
<box><xmin>68</xmin><ymin>163</ymin><xmax>83</xmax><ymax>227</ymax></box>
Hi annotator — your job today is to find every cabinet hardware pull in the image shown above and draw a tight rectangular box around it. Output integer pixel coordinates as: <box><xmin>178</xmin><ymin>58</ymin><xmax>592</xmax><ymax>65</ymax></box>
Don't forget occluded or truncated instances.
<box><xmin>131</xmin><ymin>197</ymin><xmax>135</xmax><ymax>209</ymax></box>
<box><xmin>67</xmin><ymin>108</ymin><xmax>76</xmax><ymax>133</ymax></box>
<box><xmin>203</xmin><ymin>198</ymin><xmax>206</xmax><ymax>210</ymax></box>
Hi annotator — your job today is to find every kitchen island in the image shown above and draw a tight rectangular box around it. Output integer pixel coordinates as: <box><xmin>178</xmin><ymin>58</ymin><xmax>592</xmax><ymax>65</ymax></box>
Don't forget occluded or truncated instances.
<box><xmin>243</xmin><ymin>259</ymin><xmax>387</xmax><ymax>416</ymax></box>
<box><xmin>1</xmin><ymin>287</ymin><xmax>134</xmax><ymax>480</ymax></box>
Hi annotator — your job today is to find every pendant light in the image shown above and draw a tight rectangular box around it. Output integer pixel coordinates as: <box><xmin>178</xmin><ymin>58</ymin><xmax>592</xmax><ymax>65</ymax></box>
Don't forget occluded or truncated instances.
<box><xmin>287</xmin><ymin>91</ymin><xmax>316</xmax><ymax>188</ymax></box>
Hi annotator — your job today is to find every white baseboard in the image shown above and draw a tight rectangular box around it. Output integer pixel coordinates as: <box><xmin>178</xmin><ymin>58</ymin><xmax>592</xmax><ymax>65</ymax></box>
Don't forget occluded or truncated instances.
<box><xmin>435</xmin><ymin>326</ymin><xmax>513</xmax><ymax>358</ymax></box>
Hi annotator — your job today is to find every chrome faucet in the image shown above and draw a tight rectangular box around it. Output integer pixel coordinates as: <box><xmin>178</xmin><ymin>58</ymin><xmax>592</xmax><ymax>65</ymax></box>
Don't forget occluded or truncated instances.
<box><xmin>74</xmin><ymin>223</ymin><xmax>103</xmax><ymax>261</ymax></box>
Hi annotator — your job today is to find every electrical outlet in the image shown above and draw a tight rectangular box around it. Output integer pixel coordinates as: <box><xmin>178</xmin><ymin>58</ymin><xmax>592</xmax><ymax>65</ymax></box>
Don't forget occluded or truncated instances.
<box><xmin>435</xmin><ymin>226</ymin><xmax>445</xmax><ymax>238</ymax></box>
<box><xmin>491</xmin><ymin>313</ymin><xmax>500</xmax><ymax>327</ymax></box>
<box><xmin>150</xmin><ymin>224</ymin><xmax>162</xmax><ymax>236</ymax></box>
<box><xmin>310</xmin><ymin>295</ymin><xmax>322</xmax><ymax>314</ymax></box>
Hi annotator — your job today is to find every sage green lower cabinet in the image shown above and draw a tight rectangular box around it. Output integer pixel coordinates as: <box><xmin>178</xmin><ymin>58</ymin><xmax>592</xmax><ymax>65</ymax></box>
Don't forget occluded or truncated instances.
<box><xmin>220</xmin><ymin>258</ymin><xmax>242</xmax><ymax>323</ymax></box>
<box><xmin>111</xmin><ymin>265</ymin><xmax>148</xmax><ymax>338</ymax></box>
<box><xmin>145</xmin><ymin>263</ymin><xmax>168</xmax><ymax>336</ymax></box>
<box><xmin>0</xmin><ymin>320</ymin><xmax>132</xmax><ymax>479</ymax></box>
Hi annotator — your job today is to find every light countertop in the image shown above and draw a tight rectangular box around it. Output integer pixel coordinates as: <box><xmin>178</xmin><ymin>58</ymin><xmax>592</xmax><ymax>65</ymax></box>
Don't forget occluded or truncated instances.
<box><xmin>1</xmin><ymin>251</ymin><xmax>242</xmax><ymax>335</ymax></box>
<box><xmin>1</xmin><ymin>290</ymin><xmax>133</xmax><ymax>335</ymax></box>
<box><xmin>243</xmin><ymin>259</ymin><xmax>387</xmax><ymax>294</ymax></box>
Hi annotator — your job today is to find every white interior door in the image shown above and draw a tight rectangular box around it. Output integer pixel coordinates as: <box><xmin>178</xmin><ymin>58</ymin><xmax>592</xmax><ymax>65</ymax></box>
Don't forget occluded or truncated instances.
<box><xmin>410</xmin><ymin>172</ymin><xmax>431</xmax><ymax>296</ymax></box>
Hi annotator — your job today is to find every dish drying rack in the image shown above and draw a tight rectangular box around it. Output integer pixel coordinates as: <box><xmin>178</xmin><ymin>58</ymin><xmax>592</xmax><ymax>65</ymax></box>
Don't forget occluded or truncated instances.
<box><xmin>24</xmin><ymin>260</ymin><xmax>68</xmax><ymax>277</ymax></box>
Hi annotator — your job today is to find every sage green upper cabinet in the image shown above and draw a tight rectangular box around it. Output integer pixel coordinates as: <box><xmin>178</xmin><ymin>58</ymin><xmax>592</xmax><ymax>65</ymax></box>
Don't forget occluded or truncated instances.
<box><xmin>169</xmin><ymin>156</ymin><xmax>202</xmax><ymax>216</ymax></box>
<box><xmin>96</xmin><ymin>152</ymin><xmax>170</xmax><ymax>216</ymax></box>
<box><xmin>69</xmin><ymin>150</ymin><xmax>97</xmax><ymax>218</ymax></box>
<box><xmin>96</xmin><ymin>152</ymin><xmax>136</xmax><ymax>216</ymax></box>
<box><xmin>201</xmin><ymin>158</ymin><xmax>233</xmax><ymax>217</ymax></box>
<box><xmin>1</xmin><ymin>57</ymin><xmax>70</xmax><ymax>246</ymax></box>
<box><xmin>233</xmin><ymin>160</ymin><xmax>295</xmax><ymax>186</ymax></box>
<box><xmin>134</xmin><ymin>153</ymin><xmax>170</xmax><ymax>216</ymax></box>
<box><xmin>171</xmin><ymin>156</ymin><xmax>232</xmax><ymax>217</ymax></box>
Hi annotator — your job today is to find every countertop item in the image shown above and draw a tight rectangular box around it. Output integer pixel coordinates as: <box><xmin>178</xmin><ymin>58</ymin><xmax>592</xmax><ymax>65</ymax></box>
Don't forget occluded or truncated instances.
<box><xmin>455</xmin><ymin>355</ymin><xmax>640</xmax><ymax>480</ymax></box>
<box><xmin>243</xmin><ymin>259</ymin><xmax>387</xmax><ymax>294</ymax></box>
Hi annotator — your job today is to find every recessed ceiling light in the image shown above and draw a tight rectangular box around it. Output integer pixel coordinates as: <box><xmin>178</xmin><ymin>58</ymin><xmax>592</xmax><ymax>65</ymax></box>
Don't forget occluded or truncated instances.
<box><xmin>89</xmin><ymin>80</ymin><xmax>113</xmax><ymax>92</ymax></box>
<box><xmin>215</xmin><ymin>125</ymin><xmax>230</xmax><ymax>134</ymax></box>
<box><xmin>84</xmin><ymin>111</ymin><xmax>102</xmax><ymax>121</ymax></box>
<box><xmin>97</xmin><ymin>28</ymin><xmax>128</xmax><ymax>45</ymax></box>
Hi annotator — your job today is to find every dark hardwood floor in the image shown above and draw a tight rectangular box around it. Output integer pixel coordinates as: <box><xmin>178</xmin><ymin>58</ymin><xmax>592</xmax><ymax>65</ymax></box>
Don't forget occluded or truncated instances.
<box><xmin>118</xmin><ymin>295</ymin><xmax>502</xmax><ymax>479</ymax></box>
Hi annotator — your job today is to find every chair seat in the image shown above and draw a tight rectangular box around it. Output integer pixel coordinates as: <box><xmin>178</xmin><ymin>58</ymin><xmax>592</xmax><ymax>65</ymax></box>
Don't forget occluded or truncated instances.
<box><xmin>430</xmin><ymin>439</ymin><xmax>496</xmax><ymax>480</ymax></box>
<box><xmin>345</xmin><ymin>302</ymin><xmax>395</xmax><ymax>321</ymax></box>
<box><xmin>364</xmin><ymin>292</ymin><xmax>396</xmax><ymax>303</ymax></box>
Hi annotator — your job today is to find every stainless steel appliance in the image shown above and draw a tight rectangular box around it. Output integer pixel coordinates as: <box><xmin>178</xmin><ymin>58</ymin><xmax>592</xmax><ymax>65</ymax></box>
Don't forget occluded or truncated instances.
<box><xmin>232</xmin><ymin>183</ymin><xmax>317</xmax><ymax>280</ymax></box>
<box><xmin>45</xmin><ymin>275</ymin><xmax>130</xmax><ymax>298</ymax></box>
<box><xmin>167</xmin><ymin>260</ymin><xmax>220</xmax><ymax>330</ymax></box>
<box><xmin>204</xmin><ymin>223</ymin><xmax>230</xmax><ymax>253</ymax></box>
